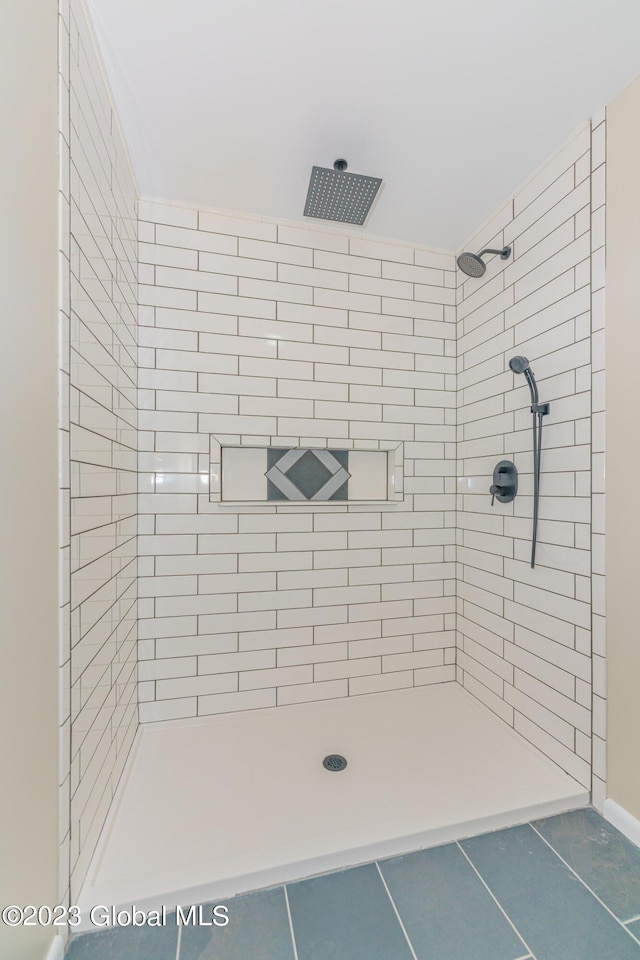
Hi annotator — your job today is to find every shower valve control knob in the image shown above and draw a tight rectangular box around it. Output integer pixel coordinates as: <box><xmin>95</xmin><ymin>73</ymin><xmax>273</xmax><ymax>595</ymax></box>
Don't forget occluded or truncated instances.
<box><xmin>489</xmin><ymin>460</ymin><xmax>518</xmax><ymax>506</ymax></box>
<box><xmin>490</xmin><ymin>483</ymin><xmax>505</xmax><ymax>506</ymax></box>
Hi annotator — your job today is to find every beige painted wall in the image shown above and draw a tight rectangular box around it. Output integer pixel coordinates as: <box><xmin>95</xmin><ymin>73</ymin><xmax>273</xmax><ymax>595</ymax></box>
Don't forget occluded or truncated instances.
<box><xmin>606</xmin><ymin>72</ymin><xmax>640</xmax><ymax>821</ymax></box>
<box><xmin>0</xmin><ymin>3</ymin><xmax>61</xmax><ymax>959</ymax></box>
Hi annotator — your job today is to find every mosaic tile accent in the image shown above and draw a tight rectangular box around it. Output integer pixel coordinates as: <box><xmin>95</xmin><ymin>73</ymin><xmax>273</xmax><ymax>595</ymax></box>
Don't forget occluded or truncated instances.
<box><xmin>266</xmin><ymin>448</ymin><xmax>349</xmax><ymax>501</ymax></box>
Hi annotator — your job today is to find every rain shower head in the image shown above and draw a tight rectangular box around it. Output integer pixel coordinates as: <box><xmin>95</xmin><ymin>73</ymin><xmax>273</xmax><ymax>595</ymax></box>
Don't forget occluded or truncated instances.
<box><xmin>303</xmin><ymin>160</ymin><xmax>382</xmax><ymax>225</ymax></box>
<box><xmin>457</xmin><ymin>246</ymin><xmax>511</xmax><ymax>278</ymax></box>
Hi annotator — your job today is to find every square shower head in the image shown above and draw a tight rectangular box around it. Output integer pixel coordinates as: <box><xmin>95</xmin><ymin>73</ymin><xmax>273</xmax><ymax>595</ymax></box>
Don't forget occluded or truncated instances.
<box><xmin>303</xmin><ymin>165</ymin><xmax>382</xmax><ymax>225</ymax></box>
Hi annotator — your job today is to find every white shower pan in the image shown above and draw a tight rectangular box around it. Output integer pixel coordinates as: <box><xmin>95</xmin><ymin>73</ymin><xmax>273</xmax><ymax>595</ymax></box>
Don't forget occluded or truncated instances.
<box><xmin>78</xmin><ymin>682</ymin><xmax>588</xmax><ymax>927</ymax></box>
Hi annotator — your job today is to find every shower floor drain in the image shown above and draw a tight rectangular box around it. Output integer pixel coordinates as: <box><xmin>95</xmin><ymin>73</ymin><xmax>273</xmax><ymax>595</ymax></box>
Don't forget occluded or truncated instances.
<box><xmin>323</xmin><ymin>754</ymin><xmax>347</xmax><ymax>772</ymax></box>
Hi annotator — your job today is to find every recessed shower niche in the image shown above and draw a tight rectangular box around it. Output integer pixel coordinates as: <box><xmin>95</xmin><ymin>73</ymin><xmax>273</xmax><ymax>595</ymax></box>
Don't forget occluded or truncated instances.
<box><xmin>210</xmin><ymin>437</ymin><xmax>404</xmax><ymax>504</ymax></box>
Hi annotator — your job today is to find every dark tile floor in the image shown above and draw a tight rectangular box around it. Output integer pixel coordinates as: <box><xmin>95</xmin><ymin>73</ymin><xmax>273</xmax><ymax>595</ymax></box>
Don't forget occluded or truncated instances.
<box><xmin>65</xmin><ymin>808</ymin><xmax>640</xmax><ymax>960</ymax></box>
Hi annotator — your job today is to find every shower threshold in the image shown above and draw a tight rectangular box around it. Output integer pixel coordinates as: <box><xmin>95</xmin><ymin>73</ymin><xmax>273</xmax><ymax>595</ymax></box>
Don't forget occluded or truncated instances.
<box><xmin>78</xmin><ymin>682</ymin><xmax>588</xmax><ymax>927</ymax></box>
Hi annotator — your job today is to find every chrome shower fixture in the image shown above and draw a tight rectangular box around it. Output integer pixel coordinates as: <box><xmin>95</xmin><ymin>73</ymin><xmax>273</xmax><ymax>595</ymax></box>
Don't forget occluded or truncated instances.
<box><xmin>457</xmin><ymin>246</ymin><xmax>511</xmax><ymax>278</ymax></box>
<box><xmin>303</xmin><ymin>159</ymin><xmax>382</xmax><ymax>226</ymax></box>
<box><xmin>509</xmin><ymin>356</ymin><xmax>549</xmax><ymax>568</ymax></box>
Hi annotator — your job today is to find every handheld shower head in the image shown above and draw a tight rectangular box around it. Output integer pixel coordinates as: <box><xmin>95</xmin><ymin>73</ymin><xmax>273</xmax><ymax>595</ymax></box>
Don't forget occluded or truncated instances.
<box><xmin>509</xmin><ymin>356</ymin><xmax>530</xmax><ymax>374</ymax></box>
<box><xmin>507</xmin><ymin>355</ymin><xmax>550</xmax><ymax>569</ymax></box>
<box><xmin>457</xmin><ymin>246</ymin><xmax>511</xmax><ymax>278</ymax></box>
<box><xmin>509</xmin><ymin>355</ymin><xmax>538</xmax><ymax>408</ymax></box>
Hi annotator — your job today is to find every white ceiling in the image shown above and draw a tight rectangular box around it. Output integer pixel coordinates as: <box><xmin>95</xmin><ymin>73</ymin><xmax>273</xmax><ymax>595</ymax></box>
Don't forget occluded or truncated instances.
<box><xmin>87</xmin><ymin>0</ymin><xmax>640</xmax><ymax>250</ymax></box>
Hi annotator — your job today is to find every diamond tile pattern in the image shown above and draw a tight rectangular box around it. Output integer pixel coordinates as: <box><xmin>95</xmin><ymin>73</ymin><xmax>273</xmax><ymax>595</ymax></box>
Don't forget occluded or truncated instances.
<box><xmin>266</xmin><ymin>448</ymin><xmax>350</xmax><ymax>501</ymax></box>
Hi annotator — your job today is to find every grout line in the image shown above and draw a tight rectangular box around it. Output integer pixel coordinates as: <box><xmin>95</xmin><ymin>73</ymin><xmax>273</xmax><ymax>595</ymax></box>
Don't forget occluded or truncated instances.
<box><xmin>529</xmin><ymin>824</ymin><xmax>640</xmax><ymax>946</ymax></box>
<box><xmin>174</xmin><ymin>918</ymin><xmax>182</xmax><ymax>960</ymax></box>
<box><xmin>64</xmin><ymin>4</ymin><xmax>73</xmax><ymax>911</ymax></box>
<box><xmin>283</xmin><ymin>885</ymin><xmax>300</xmax><ymax>960</ymax></box>
<box><xmin>456</xmin><ymin>842</ymin><xmax>537</xmax><ymax>960</ymax></box>
<box><xmin>374</xmin><ymin>862</ymin><xmax>419</xmax><ymax>960</ymax></box>
<box><xmin>587</xmin><ymin>117</ymin><xmax>596</xmax><ymax>796</ymax></box>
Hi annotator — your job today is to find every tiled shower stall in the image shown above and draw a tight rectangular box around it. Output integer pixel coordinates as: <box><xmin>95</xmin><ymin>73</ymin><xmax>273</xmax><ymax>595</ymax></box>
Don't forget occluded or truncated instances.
<box><xmin>58</xmin><ymin>0</ymin><xmax>607</xmax><ymax>910</ymax></box>
<box><xmin>135</xmin><ymin>201</ymin><xmax>458</xmax><ymax>719</ymax></box>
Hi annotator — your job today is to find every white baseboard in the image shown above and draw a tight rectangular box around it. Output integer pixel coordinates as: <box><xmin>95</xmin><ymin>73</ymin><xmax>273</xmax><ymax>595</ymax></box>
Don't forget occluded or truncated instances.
<box><xmin>604</xmin><ymin>798</ymin><xmax>640</xmax><ymax>849</ymax></box>
<box><xmin>44</xmin><ymin>933</ymin><xmax>65</xmax><ymax>960</ymax></box>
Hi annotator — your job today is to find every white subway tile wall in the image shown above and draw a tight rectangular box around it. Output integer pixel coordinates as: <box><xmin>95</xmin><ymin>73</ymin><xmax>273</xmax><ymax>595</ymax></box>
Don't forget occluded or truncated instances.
<box><xmin>137</xmin><ymin>201</ymin><xmax>457</xmax><ymax>720</ymax></box>
<box><xmin>590</xmin><ymin>109</ymin><xmax>606</xmax><ymax>810</ymax></box>
<box><xmin>59</xmin><ymin>0</ymin><xmax>139</xmax><ymax>902</ymax></box>
<box><xmin>456</xmin><ymin>125</ymin><xmax>594</xmax><ymax>788</ymax></box>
